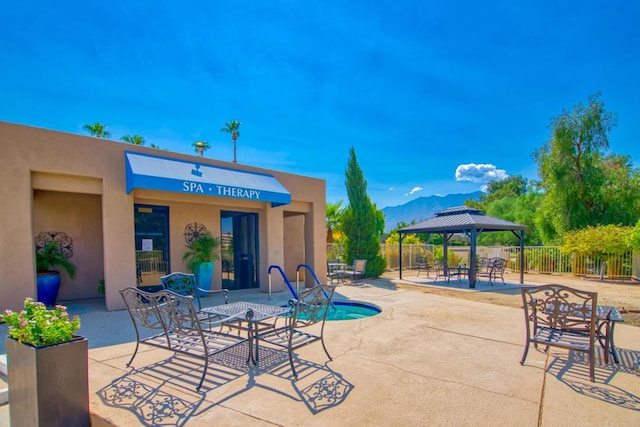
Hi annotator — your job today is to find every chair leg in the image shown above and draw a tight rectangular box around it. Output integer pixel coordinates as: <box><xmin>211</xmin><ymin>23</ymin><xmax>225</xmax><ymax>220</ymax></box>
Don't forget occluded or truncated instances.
<box><xmin>197</xmin><ymin>359</ymin><xmax>208</xmax><ymax>392</ymax></box>
<box><xmin>589</xmin><ymin>347</ymin><xmax>595</xmax><ymax>382</ymax></box>
<box><xmin>126</xmin><ymin>342</ymin><xmax>140</xmax><ymax>367</ymax></box>
<box><xmin>520</xmin><ymin>341</ymin><xmax>530</xmax><ymax>365</ymax></box>
<box><xmin>289</xmin><ymin>347</ymin><xmax>298</xmax><ymax>378</ymax></box>
<box><xmin>321</xmin><ymin>337</ymin><xmax>332</xmax><ymax>361</ymax></box>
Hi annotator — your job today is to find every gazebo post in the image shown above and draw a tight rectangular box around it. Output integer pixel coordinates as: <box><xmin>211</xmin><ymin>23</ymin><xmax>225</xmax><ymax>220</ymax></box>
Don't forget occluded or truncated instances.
<box><xmin>443</xmin><ymin>232</ymin><xmax>449</xmax><ymax>276</ymax></box>
<box><xmin>519</xmin><ymin>230</ymin><xmax>525</xmax><ymax>284</ymax></box>
<box><xmin>469</xmin><ymin>228</ymin><xmax>477</xmax><ymax>288</ymax></box>
<box><xmin>399</xmin><ymin>233</ymin><xmax>403</xmax><ymax>280</ymax></box>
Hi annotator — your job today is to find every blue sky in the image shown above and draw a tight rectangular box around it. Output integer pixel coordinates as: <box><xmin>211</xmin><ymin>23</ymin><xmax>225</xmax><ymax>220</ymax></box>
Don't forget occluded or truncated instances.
<box><xmin>2</xmin><ymin>1</ymin><xmax>639</xmax><ymax>209</ymax></box>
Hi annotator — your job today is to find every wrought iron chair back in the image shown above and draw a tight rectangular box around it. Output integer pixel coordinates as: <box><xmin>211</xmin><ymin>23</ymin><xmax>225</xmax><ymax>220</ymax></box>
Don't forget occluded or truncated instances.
<box><xmin>290</xmin><ymin>284</ymin><xmax>336</xmax><ymax>328</ymax></box>
<box><xmin>520</xmin><ymin>284</ymin><xmax>598</xmax><ymax>381</ymax></box>
<box><xmin>119</xmin><ymin>286</ymin><xmax>165</xmax><ymax>332</ymax></box>
<box><xmin>160</xmin><ymin>272</ymin><xmax>229</xmax><ymax>312</ymax></box>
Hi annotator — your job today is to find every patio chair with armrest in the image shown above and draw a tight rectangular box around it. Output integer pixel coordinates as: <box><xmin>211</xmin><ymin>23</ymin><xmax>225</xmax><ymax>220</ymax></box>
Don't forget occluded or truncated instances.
<box><xmin>433</xmin><ymin>260</ymin><xmax>445</xmax><ymax>281</ymax></box>
<box><xmin>416</xmin><ymin>256</ymin><xmax>430</xmax><ymax>278</ymax></box>
<box><xmin>119</xmin><ymin>287</ymin><xmax>248</xmax><ymax>391</ymax></box>
<box><xmin>327</xmin><ymin>258</ymin><xmax>343</xmax><ymax>284</ymax></box>
<box><xmin>475</xmin><ymin>257</ymin><xmax>493</xmax><ymax>284</ymax></box>
<box><xmin>341</xmin><ymin>259</ymin><xmax>367</xmax><ymax>283</ymax></box>
<box><xmin>490</xmin><ymin>258</ymin><xmax>506</xmax><ymax>284</ymax></box>
<box><xmin>255</xmin><ymin>284</ymin><xmax>336</xmax><ymax>378</ymax></box>
<box><xmin>520</xmin><ymin>284</ymin><xmax>600</xmax><ymax>382</ymax></box>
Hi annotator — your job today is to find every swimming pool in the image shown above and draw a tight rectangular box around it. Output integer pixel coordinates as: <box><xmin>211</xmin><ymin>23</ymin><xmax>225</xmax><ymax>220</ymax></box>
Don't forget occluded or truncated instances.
<box><xmin>325</xmin><ymin>301</ymin><xmax>381</xmax><ymax>321</ymax></box>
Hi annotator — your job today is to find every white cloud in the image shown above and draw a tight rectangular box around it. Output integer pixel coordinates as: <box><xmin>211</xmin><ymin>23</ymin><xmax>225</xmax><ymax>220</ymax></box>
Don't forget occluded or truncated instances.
<box><xmin>388</xmin><ymin>187</ymin><xmax>394</xmax><ymax>191</ymax></box>
<box><xmin>404</xmin><ymin>186</ymin><xmax>423</xmax><ymax>196</ymax></box>
<box><xmin>455</xmin><ymin>163</ymin><xmax>508</xmax><ymax>183</ymax></box>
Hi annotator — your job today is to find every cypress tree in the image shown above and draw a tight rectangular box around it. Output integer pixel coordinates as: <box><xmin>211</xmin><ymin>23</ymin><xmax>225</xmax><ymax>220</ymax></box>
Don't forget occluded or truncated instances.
<box><xmin>342</xmin><ymin>147</ymin><xmax>386</xmax><ymax>277</ymax></box>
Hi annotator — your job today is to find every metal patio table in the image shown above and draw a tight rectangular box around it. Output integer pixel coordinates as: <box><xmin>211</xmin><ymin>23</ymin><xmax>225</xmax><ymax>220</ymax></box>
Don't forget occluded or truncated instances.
<box><xmin>202</xmin><ymin>301</ymin><xmax>290</xmax><ymax>363</ymax></box>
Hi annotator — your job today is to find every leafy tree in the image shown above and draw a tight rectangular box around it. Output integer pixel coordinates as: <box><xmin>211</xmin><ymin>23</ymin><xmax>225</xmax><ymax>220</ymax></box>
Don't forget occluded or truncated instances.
<box><xmin>326</xmin><ymin>201</ymin><xmax>344</xmax><ymax>243</ymax></box>
<box><xmin>562</xmin><ymin>224</ymin><xmax>632</xmax><ymax>256</ymax></box>
<box><xmin>468</xmin><ymin>176</ymin><xmax>529</xmax><ymax>209</ymax></box>
<box><xmin>627</xmin><ymin>219</ymin><xmax>640</xmax><ymax>249</ymax></box>
<box><xmin>597</xmin><ymin>154</ymin><xmax>640</xmax><ymax>226</ymax></box>
<box><xmin>562</xmin><ymin>224</ymin><xmax>633</xmax><ymax>276</ymax></box>
<box><xmin>477</xmin><ymin>191</ymin><xmax>544</xmax><ymax>245</ymax></box>
<box><xmin>120</xmin><ymin>135</ymin><xmax>145</xmax><ymax>145</ymax></box>
<box><xmin>82</xmin><ymin>122</ymin><xmax>111</xmax><ymax>138</ymax></box>
<box><xmin>465</xmin><ymin>175</ymin><xmax>543</xmax><ymax>245</ymax></box>
<box><xmin>384</xmin><ymin>231</ymin><xmax>421</xmax><ymax>245</ymax></box>
<box><xmin>193</xmin><ymin>140</ymin><xmax>210</xmax><ymax>157</ymax></box>
<box><xmin>341</xmin><ymin>147</ymin><xmax>386</xmax><ymax>277</ymax></box>
<box><xmin>221</xmin><ymin>120</ymin><xmax>241</xmax><ymax>163</ymax></box>
<box><xmin>534</xmin><ymin>93</ymin><xmax>619</xmax><ymax>242</ymax></box>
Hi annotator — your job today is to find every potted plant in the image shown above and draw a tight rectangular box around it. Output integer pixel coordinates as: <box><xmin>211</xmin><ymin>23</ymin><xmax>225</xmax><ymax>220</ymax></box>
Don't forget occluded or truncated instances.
<box><xmin>36</xmin><ymin>241</ymin><xmax>76</xmax><ymax>306</ymax></box>
<box><xmin>2</xmin><ymin>298</ymin><xmax>89</xmax><ymax>426</ymax></box>
<box><xmin>182</xmin><ymin>231</ymin><xmax>221</xmax><ymax>295</ymax></box>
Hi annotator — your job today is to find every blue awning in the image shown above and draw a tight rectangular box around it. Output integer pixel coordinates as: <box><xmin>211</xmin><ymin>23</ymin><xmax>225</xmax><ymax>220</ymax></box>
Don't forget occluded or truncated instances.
<box><xmin>125</xmin><ymin>151</ymin><xmax>291</xmax><ymax>207</ymax></box>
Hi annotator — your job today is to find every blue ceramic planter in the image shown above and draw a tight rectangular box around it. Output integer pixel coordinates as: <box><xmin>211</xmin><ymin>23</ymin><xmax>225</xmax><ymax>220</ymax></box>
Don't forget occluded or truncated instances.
<box><xmin>194</xmin><ymin>262</ymin><xmax>214</xmax><ymax>296</ymax></box>
<box><xmin>37</xmin><ymin>272</ymin><xmax>60</xmax><ymax>307</ymax></box>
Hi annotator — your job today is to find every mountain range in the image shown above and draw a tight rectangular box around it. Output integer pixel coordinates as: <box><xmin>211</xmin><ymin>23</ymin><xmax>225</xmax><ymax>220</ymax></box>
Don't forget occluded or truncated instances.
<box><xmin>381</xmin><ymin>191</ymin><xmax>484</xmax><ymax>231</ymax></box>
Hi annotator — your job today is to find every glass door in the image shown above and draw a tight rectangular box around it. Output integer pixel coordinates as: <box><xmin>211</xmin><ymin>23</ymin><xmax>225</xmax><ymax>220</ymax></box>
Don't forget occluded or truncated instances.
<box><xmin>221</xmin><ymin>211</ymin><xmax>258</xmax><ymax>290</ymax></box>
<box><xmin>134</xmin><ymin>204</ymin><xmax>170</xmax><ymax>289</ymax></box>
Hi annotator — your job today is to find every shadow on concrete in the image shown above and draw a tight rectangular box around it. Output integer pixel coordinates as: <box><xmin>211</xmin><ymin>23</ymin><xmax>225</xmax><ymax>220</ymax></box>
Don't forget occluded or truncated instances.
<box><xmin>545</xmin><ymin>348</ymin><xmax>640</xmax><ymax>411</ymax></box>
<box><xmin>98</xmin><ymin>339</ymin><xmax>353</xmax><ymax>424</ymax></box>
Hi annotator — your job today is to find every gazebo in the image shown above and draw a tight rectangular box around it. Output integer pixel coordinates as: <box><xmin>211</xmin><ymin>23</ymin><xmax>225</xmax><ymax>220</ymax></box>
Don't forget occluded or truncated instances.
<box><xmin>398</xmin><ymin>206</ymin><xmax>526</xmax><ymax>288</ymax></box>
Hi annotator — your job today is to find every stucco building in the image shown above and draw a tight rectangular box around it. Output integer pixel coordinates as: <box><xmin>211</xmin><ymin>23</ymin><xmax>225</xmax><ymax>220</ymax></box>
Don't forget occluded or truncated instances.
<box><xmin>0</xmin><ymin>121</ymin><xmax>326</xmax><ymax>311</ymax></box>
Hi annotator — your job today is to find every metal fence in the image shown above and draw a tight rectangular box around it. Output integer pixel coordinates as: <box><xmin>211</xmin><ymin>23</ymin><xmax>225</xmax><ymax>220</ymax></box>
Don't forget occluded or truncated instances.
<box><xmin>326</xmin><ymin>243</ymin><xmax>639</xmax><ymax>280</ymax></box>
<box><xmin>135</xmin><ymin>250</ymin><xmax>167</xmax><ymax>274</ymax></box>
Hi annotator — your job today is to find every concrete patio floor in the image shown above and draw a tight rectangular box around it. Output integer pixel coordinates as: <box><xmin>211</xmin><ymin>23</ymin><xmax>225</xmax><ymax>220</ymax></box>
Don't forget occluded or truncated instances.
<box><xmin>1</xmin><ymin>276</ymin><xmax>639</xmax><ymax>426</ymax></box>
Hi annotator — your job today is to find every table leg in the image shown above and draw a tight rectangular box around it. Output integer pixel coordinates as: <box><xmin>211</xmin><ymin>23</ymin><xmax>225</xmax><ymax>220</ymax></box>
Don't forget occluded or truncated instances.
<box><xmin>245</xmin><ymin>309</ymin><xmax>257</xmax><ymax>365</ymax></box>
<box><xmin>597</xmin><ymin>319</ymin><xmax>620</xmax><ymax>364</ymax></box>
<box><xmin>608</xmin><ymin>321</ymin><xmax>620</xmax><ymax>364</ymax></box>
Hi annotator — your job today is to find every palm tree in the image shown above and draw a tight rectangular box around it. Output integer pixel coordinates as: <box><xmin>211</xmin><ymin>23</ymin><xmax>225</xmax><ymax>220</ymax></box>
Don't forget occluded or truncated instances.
<box><xmin>120</xmin><ymin>135</ymin><xmax>145</xmax><ymax>145</ymax></box>
<box><xmin>82</xmin><ymin>122</ymin><xmax>111</xmax><ymax>139</ymax></box>
<box><xmin>326</xmin><ymin>201</ymin><xmax>344</xmax><ymax>243</ymax></box>
<box><xmin>220</xmin><ymin>120</ymin><xmax>241</xmax><ymax>163</ymax></box>
<box><xmin>193</xmin><ymin>140</ymin><xmax>210</xmax><ymax>157</ymax></box>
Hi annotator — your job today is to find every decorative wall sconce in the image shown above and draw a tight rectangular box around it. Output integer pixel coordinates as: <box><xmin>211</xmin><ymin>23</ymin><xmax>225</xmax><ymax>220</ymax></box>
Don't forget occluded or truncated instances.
<box><xmin>183</xmin><ymin>222</ymin><xmax>207</xmax><ymax>244</ymax></box>
<box><xmin>35</xmin><ymin>231</ymin><xmax>74</xmax><ymax>258</ymax></box>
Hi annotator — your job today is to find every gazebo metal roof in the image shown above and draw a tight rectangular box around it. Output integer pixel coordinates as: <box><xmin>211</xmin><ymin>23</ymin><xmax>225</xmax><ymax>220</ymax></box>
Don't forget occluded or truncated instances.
<box><xmin>399</xmin><ymin>206</ymin><xmax>527</xmax><ymax>234</ymax></box>
<box><xmin>397</xmin><ymin>206</ymin><xmax>526</xmax><ymax>288</ymax></box>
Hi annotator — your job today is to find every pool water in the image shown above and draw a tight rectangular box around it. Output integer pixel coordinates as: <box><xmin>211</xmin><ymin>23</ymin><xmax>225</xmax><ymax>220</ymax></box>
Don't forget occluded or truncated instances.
<box><xmin>325</xmin><ymin>301</ymin><xmax>381</xmax><ymax>321</ymax></box>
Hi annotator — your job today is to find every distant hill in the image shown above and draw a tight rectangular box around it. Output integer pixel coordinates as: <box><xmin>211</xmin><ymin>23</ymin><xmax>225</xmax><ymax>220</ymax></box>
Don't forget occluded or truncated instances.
<box><xmin>381</xmin><ymin>191</ymin><xmax>484</xmax><ymax>231</ymax></box>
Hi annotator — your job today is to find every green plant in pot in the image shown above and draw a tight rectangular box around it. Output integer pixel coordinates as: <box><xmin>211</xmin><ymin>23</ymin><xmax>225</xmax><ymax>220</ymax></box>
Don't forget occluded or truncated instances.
<box><xmin>36</xmin><ymin>241</ymin><xmax>76</xmax><ymax>307</ymax></box>
<box><xmin>182</xmin><ymin>231</ymin><xmax>221</xmax><ymax>295</ymax></box>
<box><xmin>2</xmin><ymin>298</ymin><xmax>89</xmax><ymax>425</ymax></box>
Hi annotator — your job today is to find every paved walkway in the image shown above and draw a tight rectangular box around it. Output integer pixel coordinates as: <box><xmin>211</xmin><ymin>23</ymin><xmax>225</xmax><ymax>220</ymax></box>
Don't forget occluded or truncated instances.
<box><xmin>1</xmin><ymin>278</ymin><xmax>639</xmax><ymax>426</ymax></box>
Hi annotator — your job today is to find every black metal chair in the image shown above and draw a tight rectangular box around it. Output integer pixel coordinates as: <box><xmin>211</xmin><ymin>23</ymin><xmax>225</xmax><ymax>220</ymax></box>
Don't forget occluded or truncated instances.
<box><xmin>255</xmin><ymin>284</ymin><xmax>336</xmax><ymax>378</ymax></box>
